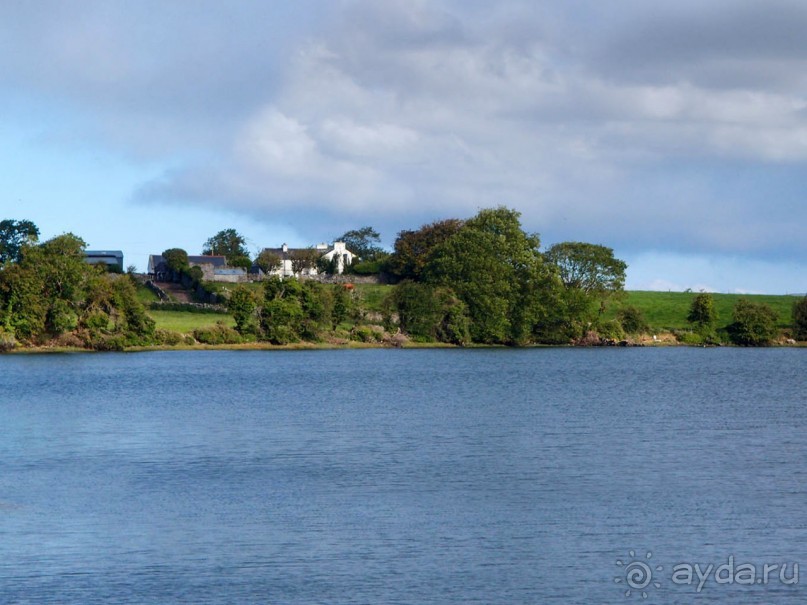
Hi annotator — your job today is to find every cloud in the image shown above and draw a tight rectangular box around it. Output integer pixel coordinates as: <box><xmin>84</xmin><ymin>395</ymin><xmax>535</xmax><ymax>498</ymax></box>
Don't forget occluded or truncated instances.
<box><xmin>2</xmin><ymin>0</ymin><xmax>806</xmax><ymax>266</ymax></box>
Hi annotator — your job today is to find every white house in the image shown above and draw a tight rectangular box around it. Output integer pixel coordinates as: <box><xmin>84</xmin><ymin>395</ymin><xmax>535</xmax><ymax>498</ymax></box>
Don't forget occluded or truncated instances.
<box><xmin>259</xmin><ymin>242</ymin><xmax>356</xmax><ymax>277</ymax></box>
<box><xmin>319</xmin><ymin>241</ymin><xmax>355</xmax><ymax>275</ymax></box>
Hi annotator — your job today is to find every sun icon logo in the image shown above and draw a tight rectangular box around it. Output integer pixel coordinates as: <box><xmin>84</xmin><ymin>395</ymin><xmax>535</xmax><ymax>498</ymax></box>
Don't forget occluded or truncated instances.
<box><xmin>615</xmin><ymin>550</ymin><xmax>663</xmax><ymax>599</ymax></box>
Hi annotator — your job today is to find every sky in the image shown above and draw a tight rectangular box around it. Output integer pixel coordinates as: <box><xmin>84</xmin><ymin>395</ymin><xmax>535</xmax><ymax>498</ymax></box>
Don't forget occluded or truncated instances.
<box><xmin>0</xmin><ymin>0</ymin><xmax>805</xmax><ymax>293</ymax></box>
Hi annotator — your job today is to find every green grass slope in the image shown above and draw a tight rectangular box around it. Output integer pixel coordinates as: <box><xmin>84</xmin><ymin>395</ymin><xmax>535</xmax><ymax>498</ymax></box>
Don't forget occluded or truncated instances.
<box><xmin>606</xmin><ymin>291</ymin><xmax>800</xmax><ymax>332</ymax></box>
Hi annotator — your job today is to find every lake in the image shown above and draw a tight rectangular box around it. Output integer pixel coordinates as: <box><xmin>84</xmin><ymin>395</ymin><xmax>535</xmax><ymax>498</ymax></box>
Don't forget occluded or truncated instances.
<box><xmin>1</xmin><ymin>348</ymin><xmax>806</xmax><ymax>604</ymax></box>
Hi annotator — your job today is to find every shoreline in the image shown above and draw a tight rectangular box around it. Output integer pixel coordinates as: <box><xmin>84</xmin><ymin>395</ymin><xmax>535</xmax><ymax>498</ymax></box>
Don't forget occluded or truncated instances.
<box><xmin>3</xmin><ymin>339</ymin><xmax>804</xmax><ymax>354</ymax></box>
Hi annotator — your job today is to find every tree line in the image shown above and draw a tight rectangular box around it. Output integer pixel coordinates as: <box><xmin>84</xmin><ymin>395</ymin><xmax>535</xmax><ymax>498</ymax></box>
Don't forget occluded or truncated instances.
<box><xmin>1</xmin><ymin>213</ymin><xmax>805</xmax><ymax>350</ymax></box>
<box><xmin>0</xmin><ymin>220</ymin><xmax>154</xmax><ymax>350</ymax></box>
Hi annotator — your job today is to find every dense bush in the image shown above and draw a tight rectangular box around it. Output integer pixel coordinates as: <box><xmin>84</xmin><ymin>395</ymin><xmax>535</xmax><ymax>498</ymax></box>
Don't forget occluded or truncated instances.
<box><xmin>617</xmin><ymin>305</ymin><xmax>649</xmax><ymax>334</ymax></box>
<box><xmin>192</xmin><ymin>323</ymin><xmax>242</xmax><ymax>345</ymax></box>
<box><xmin>728</xmin><ymin>299</ymin><xmax>778</xmax><ymax>346</ymax></box>
<box><xmin>350</xmin><ymin>325</ymin><xmax>383</xmax><ymax>343</ymax></box>
<box><xmin>154</xmin><ymin>329</ymin><xmax>184</xmax><ymax>346</ymax></box>
<box><xmin>595</xmin><ymin>319</ymin><xmax>625</xmax><ymax>342</ymax></box>
<box><xmin>674</xmin><ymin>330</ymin><xmax>704</xmax><ymax>345</ymax></box>
<box><xmin>392</xmin><ymin>281</ymin><xmax>469</xmax><ymax>345</ymax></box>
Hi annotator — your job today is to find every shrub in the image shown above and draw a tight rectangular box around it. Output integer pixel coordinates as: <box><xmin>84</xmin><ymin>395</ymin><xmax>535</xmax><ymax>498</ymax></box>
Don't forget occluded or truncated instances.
<box><xmin>83</xmin><ymin>332</ymin><xmax>127</xmax><ymax>351</ymax></box>
<box><xmin>728</xmin><ymin>299</ymin><xmax>778</xmax><ymax>346</ymax></box>
<box><xmin>349</xmin><ymin>260</ymin><xmax>383</xmax><ymax>275</ymax></box>
<box><xmin>617</xmin><ymin>305</ymin><xmax>649</xmax><ymax>334</ymax></box>
<box><xmin>154</xmin><ymin>329</ymin><xmax>184</xmax><ymax>346</ymax></box>
<box><xmin>595</xmin><ymin>319</ymin><xmax>625</xmax><ymax>341</ymax></box>
<box><xmin>0</xmin><ymin>329</ymin><xmax>17</xmax><ymax>352</ymax></box>
<box><xmin>192</xmin><ymin>322</ymin><xmax>242</xmax><ymax>345</ymax></box>
<box><xmin>674</xmin><ymin>330</ymin><xmax>703</xmax><ymax>345</ymax></box>
<box><xmin>350</xmin><ymin>325</ymin><xmax>382</xmax><ymax>343</ymax></box>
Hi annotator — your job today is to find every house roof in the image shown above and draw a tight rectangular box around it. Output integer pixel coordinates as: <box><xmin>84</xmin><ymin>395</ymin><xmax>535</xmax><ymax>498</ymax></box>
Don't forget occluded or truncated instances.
<box><xmin>261</xmin><ymin>247</ymin><xmax>310</xmax><ymax>261</ymax></box>
<box><xmin>85</xmin><ymin>250</ymin><xmax>124</xmax><ymax>258</ymax></box>
<box><xmin>148</xmin><ymin>254</ymin><xmax>227</xmax><ymax>271</ymax></box>
<box><xmin>261</xmin><ymin>243</ymin><xmax>354</xmax><ymax>260</ymax></box>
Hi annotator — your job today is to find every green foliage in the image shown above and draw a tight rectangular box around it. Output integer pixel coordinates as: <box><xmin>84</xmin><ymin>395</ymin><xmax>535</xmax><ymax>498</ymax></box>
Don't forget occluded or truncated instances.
<box><xmin>0</xmin><ymin>219</ymin><xmax>39</xmax><ymax>264</ymax></box>
<box><xmin>202</xmin><ymin>228</ymin><xmax>249</xmax><ymax>260</ymax></box>
<box><xmin>111</xmin><ymin>276</ymin><xmax>156</xmax><ymax>343</ymax></box>
<box><xmin>334</xmin><ymin>226</ymin><xmax>383</xmax><ymax>260</ymax></box>
<box><xmin>674</xmin><ymin>330</ymin><xmax>704</xmax><ymax>345</ymax></box>
<box><xmin>617</xmin><ymin>305</ymin><xmax>649</xmax><ymax>334</ymax></box>
<box><xmin>793</xmin><ymin>296</ymin><xmax>807</xmax><ymax>341</ymax></box>
<box><xmin>186</xmin><ymin>265</ymin><xmax>204</xmax><ymax>285</ymax></box>
<box><xmin>600</xmin><ymin>291</ymin><xmax>794</xmax><ymax>333</ymax></box>
<box><xmin>544</xmin><ymin>242</ymin><xmax>627</xmax><ymax>295</ymax></box>
<box><xmin>544</xmin><ymin>242</ymin><xmax>627</xmax><ymax>326</ymax></box>
<box><xmin>255</xmin><ymin>250</ymin><xmax>282</xmax><ymax>274</ymax></box>
<box><xmin>316</xmin><ymin>254</ymin><xmax>339</xmax><ymax>275</ymax></box>
<box><xmin>192</xmin><ymin>322</ymin><xmax>243</xmax><ymax>345</ymax></box>
<box><xmin>228</xmin><ymin>256</ymin><xmax>253</xmax><ymax>271</ymax></box>
<box><xmin>288</xmin><ymin>248</ymin><xmax>319</xmax><ymax>274</ymax></box>
<box><xmin>227</xmin><ymin>285</ymin><xmax>259</xmax><ymax>335</ymax></box>
<box><xmin>350</xmin><ymin>325</ymin><xmax>383</xmax><ymax>343</ymax></box>
<box><xmin>728</xmin><ymin>299</ymin><xmax>778</xmax><ymax>346</ymax></box>
<box><xmin>423</xmin><ymin>207</ymin><xmax>554</xmax><ymax>345</ymax></box>
<box><xmin>393</xmin><ymin>281</ymin><xmax>470</xmax><ymax>345</ymax></box>
<box><xmin>687</xmin><ymin>293</ymin><xmax>717</xmax><ymax>329</ymax></box>
<box><xmin>387</xmin><ymin>218</ymin><xmax>464</xmax><ymax>281</ymax></box>
<box><xmin>332</xmin><ymin>286</ymin><xmax>352</xmax><ymax>327</ymax></box>
<box><xmin>147</xmin><ymin>310</ymin><xmax>235</xmax><ymax>333</ymax></box>
<box><xmin>162</xmin><ymin>248</ymin><xmax>190</xmax><ymax>274</ymax></box>
<box><xmin>595</xmin><ymin>319</ymin><xmax>625</xmax><ymax>341</ymax></box>
<box><xmin>154</xmin><ymin>329</ymin><xmax>184</xmax><ymax>346</ymax></box>
<box><xmin>0</xmin><ymin>234</ymin><xmax>154</xmax><ymax>348</ymax></box>
<box><xmin>348</xmin><ymin>259</ymin><xmax>384</xmax><ymax>275</ymax></box>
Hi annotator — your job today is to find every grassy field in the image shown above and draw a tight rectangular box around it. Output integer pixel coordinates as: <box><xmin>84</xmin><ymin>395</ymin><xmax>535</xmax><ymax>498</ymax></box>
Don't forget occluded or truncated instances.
<box><xmin>148</xmin><ymin>310</ymin><xmax>235</xmax><ymax>333</ymax></box>
<box><xmin>605</xmin><ymin>291</ymin><xmax>801</xmax><ymax>332</ymax></box>
<box><xmin>353</xmin><ymin>283</ymin><xmax>394</xmax><ymax>312</ymax></box>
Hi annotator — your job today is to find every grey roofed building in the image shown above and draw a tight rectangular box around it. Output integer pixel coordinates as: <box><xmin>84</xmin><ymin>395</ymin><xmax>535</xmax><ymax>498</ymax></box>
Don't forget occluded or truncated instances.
<box><xmin>84</xmin><ymin>250</ymin><xmax>124</xmax><ymax>271</ymax></box>
<box><xmin>148</xmin><ymin>254</ymin><xmax>227</xmax><ymax>281</ymax></box>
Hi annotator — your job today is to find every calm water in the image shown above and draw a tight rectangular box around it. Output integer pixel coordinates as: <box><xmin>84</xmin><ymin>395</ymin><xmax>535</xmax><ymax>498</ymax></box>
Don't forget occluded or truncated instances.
<box><xmin>1</xmin><ymin>348</ymin><xmax>806</xmax><ymax>604</ymax></box>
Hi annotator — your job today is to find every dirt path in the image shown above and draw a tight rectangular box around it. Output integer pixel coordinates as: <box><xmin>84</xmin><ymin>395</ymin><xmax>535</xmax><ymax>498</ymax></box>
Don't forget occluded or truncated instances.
<box><xmin>155</xmin><ymin>281</ymin><xmax>193</xmax><ymax>303</ymax></box>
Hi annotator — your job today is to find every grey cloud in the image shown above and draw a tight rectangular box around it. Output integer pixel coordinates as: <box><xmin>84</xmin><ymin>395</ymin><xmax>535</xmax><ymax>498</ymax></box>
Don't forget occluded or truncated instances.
<box><xmin>592</xmin><ymin>1</ymin><xmax>807</xmax><ymax>90</ymax></box>
<box><xmin>2</xmin><ymin>0</ymin><xmax>805</xmax><ymax>263</ymax></box>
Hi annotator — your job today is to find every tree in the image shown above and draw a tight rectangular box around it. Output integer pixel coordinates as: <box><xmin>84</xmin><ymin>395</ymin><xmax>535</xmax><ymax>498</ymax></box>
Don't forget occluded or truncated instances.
<box><xmin>228</xmin><ymin>285</ymin><xmax>259</xmax><ymax>335</ymax></box>
<box><xmin>288</xmin><ymin>248</ymin><xmax>319</xmax><ymax>275</ymax></box>
<box><xmin>728</xmin><ymin>299</ymin><xmax>778</xmax><ymax>346</ymax></box>
<box><xmin>255</xmin><ymin>250</ymin><xmax>282</xmax><ymax>274</ymax></box>
<box><xmin>544</xmin><ymin>242</ymin><xmax>626</xmax><ymax>297</ymax></box>
<box><xmin>687</xmin><ymin>293</ymin><xmax>718</xmax><ymax>340</ymax></box>
<box><xmin>202</xmin><ymin>228</ymin><xmax>250</xmax><ymax>264</ymax></box>
<box><xmin>0</xmin><ymin>219</ymin><xmax>39</xmax><ymax>264</ymax></box>
<box><xmin>161</xmin><ymin>248</ymin><xmax>189</xmax><ymax>275</ymax></box>
<box><xmin>423</xmin><ymin>207</ymin><xmax>557</xmax><ymax>344</ymax></box>
<box><xmin>793</xmin><ymin>296</ymin><xmax>807</xmax><ymax>341</ymax></box>
<box><xmin>387</xmin><ymin>218</ymin><xmax>464</xmax><ymax>281</ymax></box>
<box><xmin>0</xmin><ymin>232</ymin><xmax>153</xmax><ymax>347</ymax></box>
<box><xmin>544</xmin><ymin>242</ymin><xmax>627</xmax><ymax>333</ymax></box>
<box><xmin>334</xmin><ymin>226</ymin><xmax>383</xmax><ymax>260</ymax></box>
<box><xmin>392</xmin><ymin>281</ymin><xmax>470</xmax><ymax>345</ymax></box>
